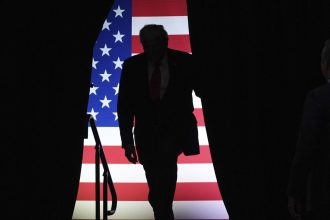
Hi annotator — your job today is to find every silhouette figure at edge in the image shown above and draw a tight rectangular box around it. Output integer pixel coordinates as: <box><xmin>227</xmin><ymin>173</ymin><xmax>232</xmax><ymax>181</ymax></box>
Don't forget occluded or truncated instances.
<box><xmin>287</xmin><ymin>38</ymin><xmax>330</xmax><ymax>220</ymax></box>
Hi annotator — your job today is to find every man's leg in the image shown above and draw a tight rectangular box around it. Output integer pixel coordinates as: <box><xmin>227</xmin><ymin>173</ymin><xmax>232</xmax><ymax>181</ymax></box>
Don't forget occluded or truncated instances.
<box><xmin>142</xmin><ymin>155</ymin><xmax>178</xmax><ymax>220</ymax></box>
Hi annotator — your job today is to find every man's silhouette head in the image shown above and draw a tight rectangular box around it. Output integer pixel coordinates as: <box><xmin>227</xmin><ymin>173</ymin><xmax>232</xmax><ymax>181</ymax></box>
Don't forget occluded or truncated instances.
<box><xmin>139</xmin><ymin>24</ymin><xmax>168</xmax><ymax>64</ymax></box>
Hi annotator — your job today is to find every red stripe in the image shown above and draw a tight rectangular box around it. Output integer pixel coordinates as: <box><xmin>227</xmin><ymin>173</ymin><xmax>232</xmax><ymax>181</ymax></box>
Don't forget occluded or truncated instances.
<box><xmin>77</xmin><ymin>182</ymin><xmax>221</xmax><ymax>201</ymax></box>
<box><xmin>194</xmin><ymin>108</ymin><xmax>205</xmax><ymax>126</ymax></box>
<box><xmin>132</xmin><ymin>35</ymin><xmax>191</xmax><ymax>54</ymax></box>
<box><xmin>82</xmin><ymin>145</ymin><xmax>212</xmax><ymax>164</ymax></box>
<box><xmin>132</xmin><ymin>0</ymin><xmax>187</xmax><ymax>17</ymax></box>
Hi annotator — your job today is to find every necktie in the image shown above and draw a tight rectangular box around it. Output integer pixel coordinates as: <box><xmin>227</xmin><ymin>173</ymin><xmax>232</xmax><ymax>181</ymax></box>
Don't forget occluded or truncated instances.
<box><xmin>149</xmin><ymin>64</ymin><xmax>161</xmax><ymax>102</ymax></box>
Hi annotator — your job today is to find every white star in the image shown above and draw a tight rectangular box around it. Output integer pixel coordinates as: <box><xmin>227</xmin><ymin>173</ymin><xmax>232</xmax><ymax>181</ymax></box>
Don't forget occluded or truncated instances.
<box><xmin>113</xmin><ymin>83</ymin><xmax>119</xmax><ymax>95</ymax></box>
<box><xmin>100</xmin><ymin>44</ymin><xmax>112</xmax><ymax>56</ymax></box>
<box><xmin>100</xmin><ymin>70</ymin><xmax>111</xmax><ymax>82</ymax></box>
<box><xmin>100</xmin><ymin>96</ymin><xmax>112</xmax><ymax>108</ymax></box>
<box><xmin>92</xmin><ymin>58</ymin><xmax>99</xmax><ymax>69</ymax></box>
<box><xmin>113</xmin><ymin>5</ymin><xmax>125</xmax><ymax>18</ymax></box>
<box><xmin>89</xmin><ymin>86</ymin><xmax>99</xmax><ymax>95</ymax></box>
<box><xmin>113</xmin><ymin>30</ymin><xmax>125</xmax><ymax>43</ymax></box>
<box><xmin>113</xmin><ymin>57</ymin><xmax>124</xmax><ymax>69</ymax></box>
<box><xmin>102</xmin><ymin>19</ymin><xmax>111</xmax><ymax>30</ymax></box>
<box><xmin>113</xmin><ymin>112</ymin><xmax>118</xmax><ymax>121</ymax></box>
<box><xmin>88</xmin><ymin>108</ymin><xmax>99</xmax><ymax>120</ymax></box>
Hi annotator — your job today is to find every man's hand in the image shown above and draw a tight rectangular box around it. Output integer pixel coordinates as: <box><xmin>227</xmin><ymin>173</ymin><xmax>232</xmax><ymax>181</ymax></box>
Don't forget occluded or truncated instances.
<box><xmin>124</xmin><ymin>146</ymin><xmax>138</xmax><ymax>164</ymax></box>
<box><xmin>288</xmin><ymin>196</ymin><xmax>302</xmax><ymax>220</ymax></box>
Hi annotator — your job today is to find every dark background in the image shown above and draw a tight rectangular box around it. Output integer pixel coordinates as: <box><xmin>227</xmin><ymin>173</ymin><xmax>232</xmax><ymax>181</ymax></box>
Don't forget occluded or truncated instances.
<box><xmin>1</xmin><ymin>1</ymin><xmax>330</xmax><ymax>220</ymax></box>
<box><xmin>1</xmin><ymin>1</ymin><xmax>112</xmax><ymax>220</ymax></box>
<box><xmin>187</xmin><ymin>0</ymin><xmax>330</xmax><ymax>219</ymax></box>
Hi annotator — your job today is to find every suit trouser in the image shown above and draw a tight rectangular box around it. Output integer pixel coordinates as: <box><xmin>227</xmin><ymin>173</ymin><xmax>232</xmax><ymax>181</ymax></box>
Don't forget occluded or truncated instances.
<box><xmin>142</xmin><ymin>154</ymin><xmax>178</xmax><ymax>220</ymax></box>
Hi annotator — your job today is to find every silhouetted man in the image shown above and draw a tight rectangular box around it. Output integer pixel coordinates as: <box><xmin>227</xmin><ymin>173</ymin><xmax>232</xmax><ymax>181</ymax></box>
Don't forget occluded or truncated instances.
<box><xmin>117</xmin><ymin>24</ymin><xmax>201</xmax><ymax>220</ymax></box>
<box><xmin>287</xmin><ymin>38</ymin><xmax>330</xmax><ymax>220</ymax></box>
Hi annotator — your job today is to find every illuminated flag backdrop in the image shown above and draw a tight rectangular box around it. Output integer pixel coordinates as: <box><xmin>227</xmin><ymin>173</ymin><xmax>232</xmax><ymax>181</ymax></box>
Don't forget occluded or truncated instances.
<box><xmin>73</xmin><ymin>0</ymin><xmax>229</xmax><ymax>219</ymax></box>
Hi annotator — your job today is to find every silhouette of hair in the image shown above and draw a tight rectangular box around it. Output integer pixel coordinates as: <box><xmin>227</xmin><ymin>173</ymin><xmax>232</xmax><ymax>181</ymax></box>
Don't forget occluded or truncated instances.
<box><xmin>139</xmin><ymin>24</ymin><xmax>168</xmax><ymax>44</ymax></box>
<box><xmin>321</xmin><ymin>38</ymin><xmax>330</xmax><ymax>69</ymax></box>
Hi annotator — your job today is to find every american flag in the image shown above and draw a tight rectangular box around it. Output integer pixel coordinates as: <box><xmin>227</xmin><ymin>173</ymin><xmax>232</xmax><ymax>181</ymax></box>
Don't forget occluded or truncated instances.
<box><xmin>73</xmin><ymin>0</ymin><xmax>228</xmax><ymax>219</ymax></box>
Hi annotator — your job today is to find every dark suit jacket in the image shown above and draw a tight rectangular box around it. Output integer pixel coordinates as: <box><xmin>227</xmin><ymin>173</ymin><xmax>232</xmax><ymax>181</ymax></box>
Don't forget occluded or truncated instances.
<box><xmin>287</xmin><ymin>82</ymin><xmax>330</xmax><ymax>210</ymax></box>
<box><xmin>117</xmin><ymin>48</ymin><xmax>200</xmax><ymax>163</ymax></box>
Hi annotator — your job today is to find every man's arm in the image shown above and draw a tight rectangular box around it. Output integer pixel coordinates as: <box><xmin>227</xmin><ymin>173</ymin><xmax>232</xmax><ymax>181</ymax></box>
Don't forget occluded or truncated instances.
<box><xmin>117</xmin><ymin>61</ymin><xmax>138</xmax><ymax>163</ymax></box>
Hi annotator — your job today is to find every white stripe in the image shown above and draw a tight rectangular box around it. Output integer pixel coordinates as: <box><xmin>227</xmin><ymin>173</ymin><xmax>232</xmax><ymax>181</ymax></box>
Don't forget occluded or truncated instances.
<box><xmin>84</xmin><ymin>126</ymin><xmax>208</xmax><ymax>146</ymax></box>
<box><xmin>79</xmin><ymin>164</ymin><xmax>217</xmax><ymax>183</ymax></box>
<box><xmin>193</xmin><ymin>91</ymin><xmax>202</xmax><ymax>108</ymax></box>
<box><xmin>73</xmin><ymin>201</ymin><xmax>228</xmax><ymax>219</ymax></box>
<box><xmin>132</xmin><ymin>16</ymin><xmax>189</xmax><ymax>35</ymax></box>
